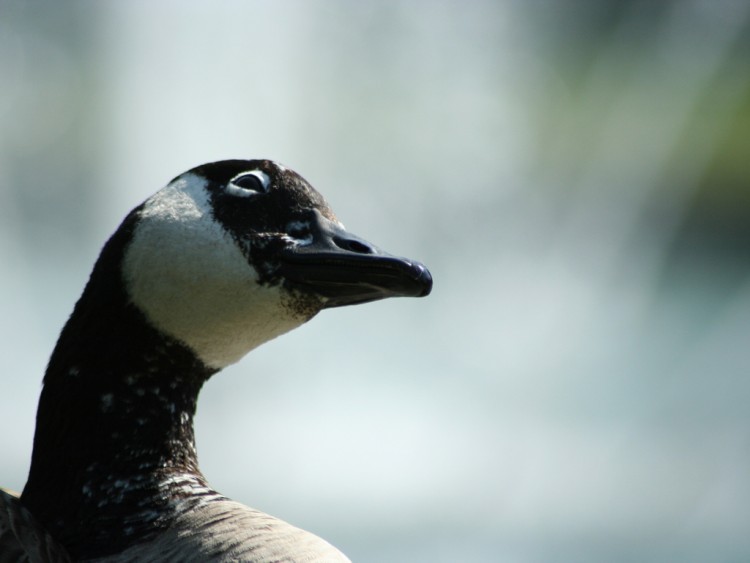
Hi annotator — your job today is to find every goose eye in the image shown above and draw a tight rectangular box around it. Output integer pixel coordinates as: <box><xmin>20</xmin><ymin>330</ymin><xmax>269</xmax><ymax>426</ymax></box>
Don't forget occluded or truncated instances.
<box><xmin>227</xmin><ymin>170</ymin><xmax>271</xmax><ymax>197</ymax></box>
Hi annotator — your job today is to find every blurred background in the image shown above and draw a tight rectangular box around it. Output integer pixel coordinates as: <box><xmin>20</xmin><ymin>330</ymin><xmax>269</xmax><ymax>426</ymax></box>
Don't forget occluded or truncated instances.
<box><xmin>2</xmin><ymin>1</ymin><xmax>749</xmax><ymax>561</ymax></box>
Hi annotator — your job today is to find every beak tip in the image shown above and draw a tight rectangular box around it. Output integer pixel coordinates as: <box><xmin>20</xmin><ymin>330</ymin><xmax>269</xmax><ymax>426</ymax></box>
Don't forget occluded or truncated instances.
<box><xmin>413</xmin><ymin>262</ymin><xmax>433</xmax><ymax>297</ymax></box>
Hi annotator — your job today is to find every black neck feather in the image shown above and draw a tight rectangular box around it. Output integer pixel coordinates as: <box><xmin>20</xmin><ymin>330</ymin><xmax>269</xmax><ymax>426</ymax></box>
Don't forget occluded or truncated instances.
<box><xmin>21</xmin><ymin>210</ymin><xmax>219</xmax><ymax>559</ymax></box>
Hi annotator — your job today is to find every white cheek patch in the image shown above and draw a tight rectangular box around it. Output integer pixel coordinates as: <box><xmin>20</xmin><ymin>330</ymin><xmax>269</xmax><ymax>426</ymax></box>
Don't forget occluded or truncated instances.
<box><xmin>122</xmin><ymin>174</ymin><xmax>309</xmax><ymax>369</ymax></box>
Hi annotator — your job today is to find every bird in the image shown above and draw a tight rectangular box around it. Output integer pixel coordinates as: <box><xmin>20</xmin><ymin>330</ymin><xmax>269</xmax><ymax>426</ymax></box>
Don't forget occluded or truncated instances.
<box><xmin>0</xmin><ymin>159</ymin><xmax>432</xmax><ymax>562</ymax></box>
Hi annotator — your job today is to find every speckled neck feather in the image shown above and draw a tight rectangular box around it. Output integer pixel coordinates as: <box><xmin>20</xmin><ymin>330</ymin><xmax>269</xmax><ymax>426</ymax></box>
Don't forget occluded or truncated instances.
<box><xmin>21</xmin><ymin>208</ymin><xmax>220</xmax><ymax>560</ymax></box>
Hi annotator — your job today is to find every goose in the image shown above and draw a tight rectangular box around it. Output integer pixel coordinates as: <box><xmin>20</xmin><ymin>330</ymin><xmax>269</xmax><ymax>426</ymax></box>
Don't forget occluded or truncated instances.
<box><xmin>0</xmin><ymin>159</ymin><xmax>432</xmax><ymax>562</ymax></box>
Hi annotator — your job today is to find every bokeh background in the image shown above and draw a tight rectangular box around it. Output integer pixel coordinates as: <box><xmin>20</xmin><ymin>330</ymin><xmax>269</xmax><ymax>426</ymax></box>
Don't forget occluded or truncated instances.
<box><xmin>2</xmin><ymin>1</ymin><xmax>749</xmax><ymax>561</ymax></box>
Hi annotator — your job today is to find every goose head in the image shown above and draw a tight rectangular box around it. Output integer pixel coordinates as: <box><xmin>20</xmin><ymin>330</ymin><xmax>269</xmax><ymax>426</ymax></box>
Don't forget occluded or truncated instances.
<box><xmin>123</xmin><ymin>159</ymin><xmax>432</xmax><ymax>369</ymax></box>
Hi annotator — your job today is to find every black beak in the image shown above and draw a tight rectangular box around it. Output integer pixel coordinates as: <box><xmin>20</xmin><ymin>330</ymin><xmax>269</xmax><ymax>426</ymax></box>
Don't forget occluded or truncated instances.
<box><xmin>278</xmin><ymin>210</ymin><xmax>433</xmax><ymax>308</ymax></box>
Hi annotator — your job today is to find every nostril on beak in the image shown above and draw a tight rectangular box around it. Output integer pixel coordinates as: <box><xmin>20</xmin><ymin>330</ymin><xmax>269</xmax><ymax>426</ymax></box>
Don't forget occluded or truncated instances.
<box><xmin>333</xmin><ymin>236</ymin><xmax>374</xmax><ymax>254</ymax></box>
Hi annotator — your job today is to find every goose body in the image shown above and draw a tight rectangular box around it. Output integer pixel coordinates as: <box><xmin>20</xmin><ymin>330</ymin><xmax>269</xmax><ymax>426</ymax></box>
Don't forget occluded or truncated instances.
<box><xmin>0</xmin><ymin>160</ymin><xmax>432</xmax><ymax>562</ymax></box>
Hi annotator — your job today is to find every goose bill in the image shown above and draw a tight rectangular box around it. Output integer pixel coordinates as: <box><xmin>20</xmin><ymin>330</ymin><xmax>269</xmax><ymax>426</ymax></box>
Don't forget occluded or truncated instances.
<box><xmin>277</xmin><ymin>214</ymin><xmax>432</xmax><ymax>308</ymax></box>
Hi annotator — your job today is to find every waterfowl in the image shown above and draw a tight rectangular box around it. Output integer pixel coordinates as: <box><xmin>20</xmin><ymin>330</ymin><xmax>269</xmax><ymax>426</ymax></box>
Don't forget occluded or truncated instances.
<box><xmin>0</xmin><ymin>160</ymin><xmax>432</xmax><ymax>562</ymax></box>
